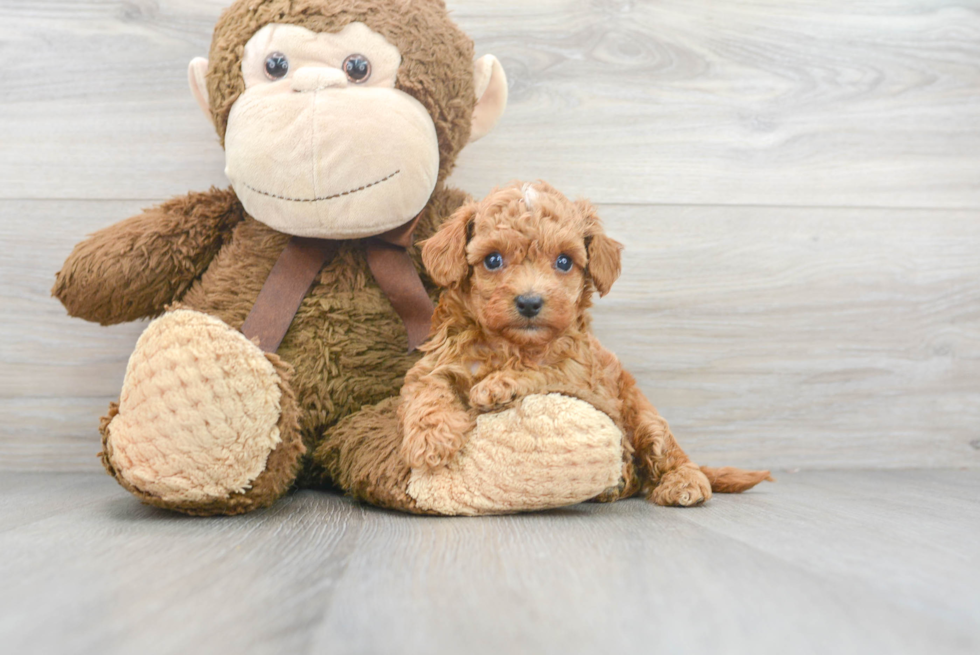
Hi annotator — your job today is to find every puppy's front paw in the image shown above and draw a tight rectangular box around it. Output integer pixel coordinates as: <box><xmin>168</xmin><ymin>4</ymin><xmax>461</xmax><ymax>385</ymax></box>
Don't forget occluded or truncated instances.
<box><xmin>401</xmin><ymin>411</ymin><xmax>472</xmax><ymax>471</ymax></box>
<box><xmin>649</xmin><ymin>466</ymin><xmax>713</xmax><ymax>507</ymax></box>
<box><xmin>468</xmin><ymin>375</ymin><xmax>521</xmax><ymax>411</ymax></box>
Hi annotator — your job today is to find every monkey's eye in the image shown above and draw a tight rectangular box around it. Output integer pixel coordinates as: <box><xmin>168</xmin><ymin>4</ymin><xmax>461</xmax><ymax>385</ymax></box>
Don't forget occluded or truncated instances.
<box><xmin>265</xmin><ymin>52</ymin><xmax>289</xmax><ymax>80</ymax></box>
<box><xmin>556</xmin><ymin>254</ymin><xmax>573</xmax><ymax>272</ymax></box>
<box><xmin>484</xmin><ymin>253</ymin><xmax>504</xmax><ymax>271</ymax></box>
<box><xmin>343</xmin><ymin>54</ymin><xmax>372</xmax><ymax>83</ymax></box>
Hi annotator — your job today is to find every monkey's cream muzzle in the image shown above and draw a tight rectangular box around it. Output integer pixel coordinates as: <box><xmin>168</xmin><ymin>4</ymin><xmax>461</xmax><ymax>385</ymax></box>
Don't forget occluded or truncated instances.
<box><xmin>224</xmin><ymin>84</ymin><xmax>439</xmax><ymax>239</ymax></box>
<box><xmin>222</xmin><ymin>22</ymin><xmax>440</xmax><ymax>240</ymax></box>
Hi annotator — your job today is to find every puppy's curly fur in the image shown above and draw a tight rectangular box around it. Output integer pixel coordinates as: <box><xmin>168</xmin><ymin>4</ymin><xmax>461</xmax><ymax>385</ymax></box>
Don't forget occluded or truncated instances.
<box><xmin>399</xmin><ymin>181</ymin><xmax>772</xmax><ymax>506</ymax></box>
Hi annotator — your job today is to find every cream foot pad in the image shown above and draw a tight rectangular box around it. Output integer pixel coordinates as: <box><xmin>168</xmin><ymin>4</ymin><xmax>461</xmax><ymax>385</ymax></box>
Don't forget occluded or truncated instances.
<box><xmin>407</xmin><ymin>394</ymin><xmax>624</xmax><ymax>516</ymax></box>
<box><xmin>105</xmin><ymin>309</ymin><xmax>284</xmax><ymax>504</ymax></box>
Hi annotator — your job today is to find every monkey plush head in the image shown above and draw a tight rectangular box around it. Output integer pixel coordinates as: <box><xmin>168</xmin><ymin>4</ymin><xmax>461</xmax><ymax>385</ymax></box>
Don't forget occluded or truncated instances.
<box><xmin>187</xmin><ymin>0</ymin><xmax>507</xmax><ymax>239</ymax></box>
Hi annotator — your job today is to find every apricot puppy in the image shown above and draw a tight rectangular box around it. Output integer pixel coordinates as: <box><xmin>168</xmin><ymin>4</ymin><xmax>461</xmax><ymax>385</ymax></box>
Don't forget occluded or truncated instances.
<box><xmin>398</xmin><ymin>181</ymin><xmax>771</xmax><ymax>506</ymax></box>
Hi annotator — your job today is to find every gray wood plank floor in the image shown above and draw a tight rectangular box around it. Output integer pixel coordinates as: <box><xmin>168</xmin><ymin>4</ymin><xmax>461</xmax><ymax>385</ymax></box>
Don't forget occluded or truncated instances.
<box><xmin>1</xmin><ymin>470</ymin><xmax>977</xmax><ymax>655</ymax></box>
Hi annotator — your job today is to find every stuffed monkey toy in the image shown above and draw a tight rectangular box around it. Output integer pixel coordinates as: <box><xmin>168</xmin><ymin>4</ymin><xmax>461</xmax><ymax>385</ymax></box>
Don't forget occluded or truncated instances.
<box><xmin>54</xmin><ymin>0</ymin><xmax>628</xmax><ymax>516</ymax></box>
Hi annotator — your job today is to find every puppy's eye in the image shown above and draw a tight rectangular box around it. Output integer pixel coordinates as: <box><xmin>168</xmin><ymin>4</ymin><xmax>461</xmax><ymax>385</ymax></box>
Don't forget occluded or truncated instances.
<box><xmin>555</xmin><ymin>254</ymin><xmax>573</xmax><ymax>272</ymax></box>
<box><xmin>343</xmin><ymin>54</ymin><xmax>372</xmax><ymax>83</ymax></box>
<box><xmin>484</xmin><ymin>253</ymin><xmax>504</xmax><ymax>271</ymax></box>
<box><xmin>265</xmin><ymin>52</ymin><xmax>289</xmax><ymax>79</ymax></box>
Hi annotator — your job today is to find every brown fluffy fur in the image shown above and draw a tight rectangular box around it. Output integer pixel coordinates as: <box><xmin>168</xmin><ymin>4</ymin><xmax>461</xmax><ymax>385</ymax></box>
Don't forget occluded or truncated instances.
<box><xmin>51</xmin><ymin>188</ymin><xmax>245</xmax><ymax>326</ymax></box>
<box><xmin>315</xmin><ymin>397</ymin><xmax>434</xmax><ymax>514</ymax></box>
<box><xmin>53</xmin><ymin>0</ymin><xmax>478</xmax><ymax>515</ymax></box>
<box><xmin>399</xmin><ymin>182</ymin><xmax>773</xmax><ymax>506</ymax></box>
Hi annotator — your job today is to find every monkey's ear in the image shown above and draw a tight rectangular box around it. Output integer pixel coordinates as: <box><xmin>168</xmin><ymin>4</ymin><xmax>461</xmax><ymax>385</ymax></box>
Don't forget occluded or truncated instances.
<box><xmin>576</xmin><ymin>200</ymin><xmax>624</xmax><ymax>297</ymax></box>
<box><xmin>188</xmin><ymin>57</ymin><xmax>212</xmax><ymax>119</ymax></box>
<box><xmin>469</xmin><ymin>55</ymin><xmax>508</xmax><ymax>143</ymax></box>
<box><xmin>421</xmin><ymin>204</ymin><xmax>477</xmax><ymax>288</ymax></box>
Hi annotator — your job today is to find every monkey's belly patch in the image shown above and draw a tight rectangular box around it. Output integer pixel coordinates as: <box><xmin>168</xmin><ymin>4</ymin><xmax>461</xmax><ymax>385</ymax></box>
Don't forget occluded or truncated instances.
<box><xmin>407</xmin><ymin>394</ymin><xmax>624</xmax><ymax>516</ymax></box>
<box><xmin>241</xmin><ymin>169</ymin><xmax>400</xmax><ymax>203</ymax></box>
<box><xmin>105</xmin><ymin>310</ymin><xmax>284</xmax><ymax>504</ymax></box>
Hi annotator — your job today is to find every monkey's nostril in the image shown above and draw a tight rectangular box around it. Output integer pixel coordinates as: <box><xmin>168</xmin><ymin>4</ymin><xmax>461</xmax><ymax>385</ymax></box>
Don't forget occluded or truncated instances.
<box><xmin>515</xmin><ymin>294</ymin><xmax>544</xmax><ymax>318</ymax></box>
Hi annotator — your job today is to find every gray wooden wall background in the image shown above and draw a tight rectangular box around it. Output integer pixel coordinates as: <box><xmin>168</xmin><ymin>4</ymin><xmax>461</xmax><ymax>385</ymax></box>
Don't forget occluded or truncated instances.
<box><xmin>1</xmin><ymin>0</ymin><xmax>978</xmax><ymax>472</ymax></box>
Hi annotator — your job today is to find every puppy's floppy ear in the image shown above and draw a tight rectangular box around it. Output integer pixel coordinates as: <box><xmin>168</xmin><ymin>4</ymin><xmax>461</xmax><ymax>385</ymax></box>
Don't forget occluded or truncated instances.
<box><xmin>421</xmin><ymin>203</ymin><xmax>477</xmax><ymax>288</ymax></box>
<box><xmin>576</xmin><ymin>199</ymin><xmax>623</xmax><ymax>297</ymax></box>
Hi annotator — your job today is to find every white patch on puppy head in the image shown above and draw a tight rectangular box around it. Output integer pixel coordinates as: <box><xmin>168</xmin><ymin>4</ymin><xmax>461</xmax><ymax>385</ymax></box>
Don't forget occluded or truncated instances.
<box><xmin>521</xmin><ymin>183</ymin><xmax>539</xmax><ymax>213</ymax></box>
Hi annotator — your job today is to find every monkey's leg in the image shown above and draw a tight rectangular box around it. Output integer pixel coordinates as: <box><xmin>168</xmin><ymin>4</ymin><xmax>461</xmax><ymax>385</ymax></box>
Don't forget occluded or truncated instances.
<box><xmin>100</xmin><ymin>309</ymin><xmax>305</xmax><ymax>516</ymax></box>
<box><xmin>314</xmin><ymin>397</ymin><xmax>429</xmax><ymax>514</ymax></box>
<box><xmin>314</xmin><ymin>394</ymin><xmax>625</xmax><ymax>516</ymax></box>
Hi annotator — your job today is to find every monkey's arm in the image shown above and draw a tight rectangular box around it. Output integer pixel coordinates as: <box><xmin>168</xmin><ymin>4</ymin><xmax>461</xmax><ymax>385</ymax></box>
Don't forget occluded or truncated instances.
<box><xmin>52</xmin><ymin>188</ymin><xmax>244</xmax><ymax>325</ymax></box>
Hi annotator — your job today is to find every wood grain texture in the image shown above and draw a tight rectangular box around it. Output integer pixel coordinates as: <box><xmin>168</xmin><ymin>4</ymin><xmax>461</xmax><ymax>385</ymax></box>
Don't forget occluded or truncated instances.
<box><xmin>0</xmin><ymin>470</ymin><xmax>977</xmax><ymax>655</ymax></box>
<box><xmin>3</xmin><ymin>200</ymin><xmax>978</xmax><ymax>471</ymax></box>
<box><xmin>0</xmin><ymin>200</ymin><xmax>144</xmax><ymax>471</ymax></box>
<box><xmin>593</xmin><ymin>204</ymin><xmax>980</xmax><ymax>469</ymax></box>
<box><xmin>0</xmin><ymin>1</ymin><xmax>977</xmax><ymax>206</ymax></box>
<box><xmin>2</xmin><ymin>1</ymin><xmax>979</xmax><ymax>472</ymax></box>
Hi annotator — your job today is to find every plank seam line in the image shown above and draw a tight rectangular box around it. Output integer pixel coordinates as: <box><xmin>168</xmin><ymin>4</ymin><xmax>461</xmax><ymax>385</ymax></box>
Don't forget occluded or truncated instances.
<box><xmin>1</xmin><ymin>199</ymin><xmax>978</xmax><ymax>212</ymax></box>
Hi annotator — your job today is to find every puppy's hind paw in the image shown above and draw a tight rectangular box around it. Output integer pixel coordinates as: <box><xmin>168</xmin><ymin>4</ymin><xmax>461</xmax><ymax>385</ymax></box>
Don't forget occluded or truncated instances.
<box><xmin>649</xmin><ymin>466</ymin><xmax>713</xmax><ymax>507</ymax></box>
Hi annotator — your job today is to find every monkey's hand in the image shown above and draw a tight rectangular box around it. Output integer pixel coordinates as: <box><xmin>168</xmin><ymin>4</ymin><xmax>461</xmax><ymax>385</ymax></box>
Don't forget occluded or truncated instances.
<box><xmin>52</xmin><ymin>188</ymin><xmax>243</xmax><ymax>325</ymax></box>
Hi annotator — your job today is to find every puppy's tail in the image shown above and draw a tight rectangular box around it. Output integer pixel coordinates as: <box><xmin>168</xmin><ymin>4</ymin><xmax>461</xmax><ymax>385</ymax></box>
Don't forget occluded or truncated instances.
<box><xmin>700</xmin><ymin>466</ymin><xmax>774</xmax><ymax>494</ymax></box>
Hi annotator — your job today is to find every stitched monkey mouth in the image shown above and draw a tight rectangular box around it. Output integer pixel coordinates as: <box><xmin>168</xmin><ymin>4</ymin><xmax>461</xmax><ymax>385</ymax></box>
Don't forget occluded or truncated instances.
<box><xmin>241</xmin><ymin>170</ymin><xmax>401</xmax><ymax>203</ymax></box>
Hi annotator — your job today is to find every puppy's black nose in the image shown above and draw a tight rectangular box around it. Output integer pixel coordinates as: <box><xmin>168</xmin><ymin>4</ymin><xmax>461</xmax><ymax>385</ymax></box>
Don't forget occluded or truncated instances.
<box><xmin>515</xmin><ymin>294</ymin><xmax>544</xmax><ymax>318</ymax></box>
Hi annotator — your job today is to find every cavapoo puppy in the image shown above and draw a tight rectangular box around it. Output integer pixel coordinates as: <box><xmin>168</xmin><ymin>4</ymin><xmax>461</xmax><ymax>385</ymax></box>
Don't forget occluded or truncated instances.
<box><xmin>399</xmin><ymin>181</ymin><xmax>771</xmax><ymax>506</ymax></box>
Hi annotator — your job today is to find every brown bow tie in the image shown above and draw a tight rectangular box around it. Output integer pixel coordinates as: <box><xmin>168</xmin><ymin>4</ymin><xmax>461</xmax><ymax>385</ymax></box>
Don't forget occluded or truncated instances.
<box><xmin>240</xmin><ymin>214</ymin><xmax>435</xmax><ymax>354</ymax></box>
